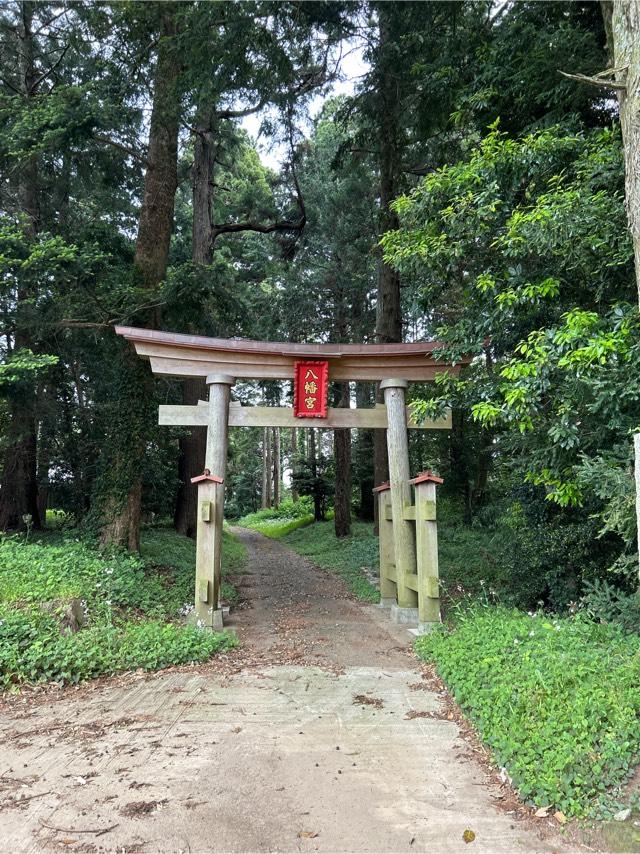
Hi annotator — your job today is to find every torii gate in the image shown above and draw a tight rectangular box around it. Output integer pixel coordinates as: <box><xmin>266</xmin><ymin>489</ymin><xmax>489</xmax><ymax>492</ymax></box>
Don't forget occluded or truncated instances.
<box><xmin>116</xmin><ymin>326</ymin><xmax>468</xmax><ymax>631</ymax></box>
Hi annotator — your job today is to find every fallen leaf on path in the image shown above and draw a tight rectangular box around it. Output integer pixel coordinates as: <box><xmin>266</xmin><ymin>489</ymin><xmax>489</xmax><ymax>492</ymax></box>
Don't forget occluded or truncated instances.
<box><xmin>353</xmin><ymin>694</ymin><xmax>383</xmax><ymax>709</ymax></box>
<box><xmin>462</xmin><ymin>829</ymin><xmax>475</xmax><ymax>843</ymax></box>
<box><xmin>534</xmin><ymin>806</ymin><xmax>550</xmax><ymax>818</ymax></box>
<box><xmin>121</xmin><ymin>799</ymin><xmax>168</xmax><ymax>817</ymax></box>
<box><xmin>297</xmin><ymin>830</ymin><xmax>319</xmax><ymax>839</ymax></box>
<box><xmin>404</xmin><ymin>710</ymin><xmax>434</xmax><ymax>719</ymax></box>
<box><xmin>554</xmin><ymin>811</ymin><xmax>567</xmax><ymax>825</ymax></box>
<box><xmin>60</xmin><ymin>840</ymin><xmax>77</xmax><ymax>846</ymax></box>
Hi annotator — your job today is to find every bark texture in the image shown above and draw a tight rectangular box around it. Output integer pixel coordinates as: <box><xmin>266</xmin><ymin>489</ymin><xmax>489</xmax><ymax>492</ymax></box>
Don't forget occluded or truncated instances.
<box><xmin>0</xmin><ymin>1</ymin><xmax>41</xmax><ymax>531</ymax></box>
<box><xmin>173</xmin><ymin>102</ymin><xmax>215</xmax><ymax>535</ymax></box>
<box><xmin>333</xmin><ymin>383</ymin><xmax>352</xmax><ymax>538</ymax></box>
<box><xmin>99</xmin><ymin>6</ymin><xmax>181</xmax><ymax>549</ymax></box>
<box><xmin>273</xmin><ymin>427</ymin><xmax>281</xmax><ymax>508</ymax></box>
<box><xmin>611</xmin><ymin>1</ymin><xmax>640</xmax><ymax>575</ymax></box>
<box><xmin>612</xmin><ymin>1</ymin><xmax>640</xmax><ymax>303</ymax></box>
<box><xmin>373</xmin><ymin>5</ymin><xmax>402</xmax><ymax>498</ymax></box>
<box><xmin>173</xmin><ymin>378</ymin><xmax>207</xmax><ymax>538</ymax></box>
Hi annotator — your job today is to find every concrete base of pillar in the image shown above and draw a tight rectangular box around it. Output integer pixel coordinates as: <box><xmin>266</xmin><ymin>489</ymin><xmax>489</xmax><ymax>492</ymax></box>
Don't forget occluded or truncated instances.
<box><xmin>408</xmin><ymin>622</ymin><xmax>440</xmax><ymax>637</ymax></box>
<box><xmin>390</xmin><ymin>604</ymin><xmax>419</xmax><ymax>625</ymax></box>
<box><xmin>188</xmin><ymin>607</ymin><xmax>224</xmax><ymax>631</ymax></box>
<box><xmin>378</xmin><ymin>598</ymin><xmax>396</xmax><ymax>609</ymax></box>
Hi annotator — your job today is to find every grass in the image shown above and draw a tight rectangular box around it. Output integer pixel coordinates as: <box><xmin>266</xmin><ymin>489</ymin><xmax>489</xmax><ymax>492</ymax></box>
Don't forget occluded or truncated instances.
<box><xmin>415</xmin><ymin>607</ymin><xmax>640</xmax><ymax>819</ymax></box>
<box><xmin>236</xmin><ymin>498</ymin><xmax>316</xmax><ymax>538</ymax></box>
<box><xmin>140</xmin><ymin>525</ymin><xmax>246</xmax><ymax>606</ymax></box>
<box><xmin>240</xmin><ymin>514</ymin><xmax>314</xmax><ymax>538</ymax></box>
<box><xmin>0</xmin><ymin>524</ymin><xmax>245</xmax><ymax>688</ymax></box>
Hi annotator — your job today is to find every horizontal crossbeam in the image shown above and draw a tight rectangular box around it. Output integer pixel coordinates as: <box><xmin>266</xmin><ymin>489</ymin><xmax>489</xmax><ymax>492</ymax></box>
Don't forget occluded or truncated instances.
<box><xmin>115</xmin><ymin>326</ymin><xmax>471</xmax><ymax>382</ymax></box>
<box><xmin>158</xmin><ymin>401</ymin><xmax>452</xmax><ymax>430</ymax></box>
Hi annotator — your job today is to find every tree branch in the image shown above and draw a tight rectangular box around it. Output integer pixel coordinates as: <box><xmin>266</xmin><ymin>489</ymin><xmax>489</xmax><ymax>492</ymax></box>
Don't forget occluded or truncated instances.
<box><xmin>92</xmin><ymin>134</ymin><xmax>149</xmax><ymax>167</ymax></box>
<box><xmin>558</xmin><ymin>65</ymin><xmax>628</xmax><ymax>91</ymax></box>
<box><xmin>216</xmin><ymin>98</ymin><xmax>268</xmax><ymax>120</ymax></box>
<box><xmin>31</xmin><ymin>43</ymin><xmax>69</xmax><ymax>92</ymax></box>
<box><xmin>211</xmin><ymin>110</ymin><xmax>305</xmax><ymax>244</ymax></box>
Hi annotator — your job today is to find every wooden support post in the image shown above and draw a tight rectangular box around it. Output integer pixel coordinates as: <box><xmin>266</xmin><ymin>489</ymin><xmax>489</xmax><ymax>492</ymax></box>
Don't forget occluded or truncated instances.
<box><xmin>374</xmin><ymin>483</ymin><xmax>396</xmax><ymax>606</ymax></box>
<box><xmin>192</xmin><ymin>473</ymin><xmax>223</xmax><ymax>629</ymax></box>
<box><xmin>410</xmin><ymin>471</ymin><xmax>443</xmax><ymax>627</ymax></box>
<box><xmin>192</xmin><ymin>373</ymin><xmax>234</xmax><ymax>630</ymax></box>
<box><xmin>380</xmin><ymin>378</ymin><xmax>418</xmax><ymax>613</ymax></box>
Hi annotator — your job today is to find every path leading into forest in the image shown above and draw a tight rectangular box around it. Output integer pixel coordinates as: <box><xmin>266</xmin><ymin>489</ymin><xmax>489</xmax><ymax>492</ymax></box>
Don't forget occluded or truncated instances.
<box><xmin>0</xmin><ymin>528</ymin><xmax>571</xmax><ymax>854</ymax></box>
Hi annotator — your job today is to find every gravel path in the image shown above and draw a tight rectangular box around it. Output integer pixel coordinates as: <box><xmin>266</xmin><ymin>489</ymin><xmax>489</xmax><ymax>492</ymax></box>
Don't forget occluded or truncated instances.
<box><xmin>0</xmin><ymin>527</ymin><xmax>572</xmax><ymax>853</ymax></box>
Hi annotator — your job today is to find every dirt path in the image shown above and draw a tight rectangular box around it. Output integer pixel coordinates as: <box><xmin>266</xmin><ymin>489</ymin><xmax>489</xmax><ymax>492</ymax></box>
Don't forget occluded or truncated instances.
<box><xmin>0</xmin><ymin>528</ymin><xmax>573</xmax><ymax>853</ymax></box>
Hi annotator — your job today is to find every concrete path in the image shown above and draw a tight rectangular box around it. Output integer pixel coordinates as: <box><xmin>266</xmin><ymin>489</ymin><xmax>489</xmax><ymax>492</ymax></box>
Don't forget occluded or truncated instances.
<box><xmin>0</xmin><ymin>528</ymin><xmax>571</xmax><ymax>853</ymax></box>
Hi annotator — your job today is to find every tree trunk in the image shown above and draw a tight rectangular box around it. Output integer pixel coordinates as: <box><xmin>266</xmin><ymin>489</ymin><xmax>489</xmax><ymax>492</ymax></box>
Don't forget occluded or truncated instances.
<box><xmin>355</xmin><ymin>382</ymin><xmax>375</xmax><ymax>521</ymax></box>
<box><xmin>173</xmin><ymin>101</ymin><xmax>216</xmax><ymax>535</ymax></box>
<box><xmin>98</xmin><ymin>5</ymin><xmax>181</xmax><ymax>549</ymax></box>
<box><xmin>373</xmin><ymin>5</ymin><xmax>402</xmax><ymax>502</ymax></box>
<box><xmin>611</xmin><ymin>1</ymin><xmax>640</xmax><ymax>574</ymax></box>
<box><xmin>173</xmin><ymin>378</ymin><xmax>207</xmax><ymax>538</ymax></box>
<box><xmin>334</xmin><ymin>383</ymin><xmax>352</xmax><ymax>538</ymax></box>
<box><xmin>290</xmin><ymin>427</ymin><xmax>299</xmax><ymax>501</ymax></box>
<box><xmin>273</xmin><ymin>427</ymin><xmax>281</xmax><ymax>508</ymax></box>
<box><xmin>262</xmin><ymin>427</ymin><xmax>272</xmax><ymax>508</ymax></box>
<box><xmin>308</xmin><ymin>428</ymin><xmax>322</xmax><ymax>521</ymax></box>
<box><xmin>0</xmin><ymin>1</ymin><xmax>42</xmax><ymax>531</ymax></box>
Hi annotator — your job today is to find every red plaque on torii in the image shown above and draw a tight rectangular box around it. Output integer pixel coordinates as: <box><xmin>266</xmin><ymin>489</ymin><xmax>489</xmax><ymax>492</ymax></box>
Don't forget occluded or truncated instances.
<box><xmin>293</xmin><ymin>360</ymin><xmax>329</xmax><ymax>418</ymax></box>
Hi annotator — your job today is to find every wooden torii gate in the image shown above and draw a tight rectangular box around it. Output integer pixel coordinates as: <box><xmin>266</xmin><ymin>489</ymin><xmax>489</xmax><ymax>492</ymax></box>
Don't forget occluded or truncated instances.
<box><xmin>116</xmin><ymin>326</ymin><xmax>468</xmax><ymax>631</ymax></box>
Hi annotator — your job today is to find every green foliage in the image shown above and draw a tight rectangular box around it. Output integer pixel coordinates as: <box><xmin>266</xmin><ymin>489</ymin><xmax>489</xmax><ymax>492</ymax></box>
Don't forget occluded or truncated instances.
<box><xmin>0</xmin><ymin>609</ymin><xmax>235</xmax><ymax>688</ymax></box>
<box><xmin>416</xmin><ymin>608</ymin><xmax>640</xmax><ymax>818</ymax></box>
<box><xmin>0</xmin><ymin>526</ymin><xmax>245</xmax><ymax>688</ymax></box>
<box><xmin>281</xmin><ymin>520</ymin><xmax>380</xmax><ymax>602</ymax></box>
<box><xmin>242</xmin><ymin>515</ymin><xmax>314</xmax><ymax>539</ymax></box>
<box><xmin>581</xmin><ymin>579</ymin><xmax>640</xmax><ymax>634</ymax></box>
<box><xmin>237</xmin><ymin>497</ymin><xmax>315</xmax><ymax>537</ymax></box>
<box><xmin>384</xmin><ymin>123</ymin><xmax>636</xmax><ymax>582</ymax></box>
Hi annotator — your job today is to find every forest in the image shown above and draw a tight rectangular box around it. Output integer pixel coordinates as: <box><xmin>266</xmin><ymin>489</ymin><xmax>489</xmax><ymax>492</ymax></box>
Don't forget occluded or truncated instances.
<box><xmin>2</xmin><ymin>0</ymin><xmax>637</xmax><ymax>600</ymax></box>
<box><xmin>3</xmin><ymin>0</ymin><xmax>640</xmax><ymax>828</ymax></box>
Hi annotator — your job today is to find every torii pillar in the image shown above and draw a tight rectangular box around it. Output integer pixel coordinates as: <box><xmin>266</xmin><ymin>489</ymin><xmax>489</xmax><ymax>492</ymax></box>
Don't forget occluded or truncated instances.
<box><xmin>381</xmin><ymin>378</ymin><xmax>419</xmax><ymax>620</ymax></box>
<box><xmin>190</xmin><ymin>373</ymin><xmax>234</xmax><ymax>630</ymax></box>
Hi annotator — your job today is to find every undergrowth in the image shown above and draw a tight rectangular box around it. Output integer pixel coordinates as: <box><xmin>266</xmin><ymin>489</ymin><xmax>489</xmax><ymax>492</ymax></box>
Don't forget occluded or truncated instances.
<box><xmin>0</xmin><ymin>525</ymin><xmax>245</xmax><ymax>688</ymax></box>
<box><xmin>415</xmin><ymin>607</ymin><xmax>640</xmax><ymax>819</ymax></box>
<box><xmin>237</xmin><ymin>498</ymin><xmax>315</xmax><ymax>538</ymax></box>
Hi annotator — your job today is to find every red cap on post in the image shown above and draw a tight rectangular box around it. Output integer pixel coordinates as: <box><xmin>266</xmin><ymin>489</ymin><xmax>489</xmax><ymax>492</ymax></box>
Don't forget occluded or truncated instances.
<box><xmin>372</xmin><ymin>481</ymin><xmax>391</xmax><ymax>493</ymax></box>
<box><xmin>409</xmin><ymin>470</ymin><xmax>444</xmax><ymax>486</ymax></box>
<box><xmin>191</xmin><ymin>468</ymin><xmax>224</xmax><ymax>484</ymax></box>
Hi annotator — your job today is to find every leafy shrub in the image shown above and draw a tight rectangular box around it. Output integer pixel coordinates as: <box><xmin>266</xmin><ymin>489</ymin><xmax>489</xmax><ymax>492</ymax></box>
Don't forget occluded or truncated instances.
<box><xmin>242</xmin><ymin>515</ymin><xmax>314</xmax><ymax>538</ymax></box>
<box><xmin>239</xmin><ymin>496</ymin><xmax>314</xmax><ymax>524</ymax></box>
<box><xmin>416</xmin><ymin>607</ymin><xmax>640</xmax><ymax>817</ymax></box>
<box><xmin>581</xmin><ymin>578</ymin><xmax>640</xmax><ymax>633</ymax></box>
<box><xmin>493</xmin><ymin>500</ymin><xmax>619</xmax><ymax>610</ymax></box>
<box><xmin>238</xmin><ymin>498</ymin><xmax>316</xmax><ymax>538</ymax></box>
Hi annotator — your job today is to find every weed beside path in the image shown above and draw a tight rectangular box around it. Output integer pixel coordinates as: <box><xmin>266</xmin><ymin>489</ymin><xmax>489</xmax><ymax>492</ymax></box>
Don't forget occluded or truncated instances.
<box><xmin>416</xmin><ymin>607</ymin><xmax>640</xmax><ymax>821</ymax></box>
<box><xmin>0</xmin><ymin>526</ymin><xmax>244</xmax><ymax>688</ymax></box>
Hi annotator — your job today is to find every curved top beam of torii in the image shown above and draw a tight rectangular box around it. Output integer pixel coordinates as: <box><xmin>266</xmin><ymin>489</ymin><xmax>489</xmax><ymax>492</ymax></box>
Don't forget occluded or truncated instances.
<box><xmin>115</xmin><ymin>325</ymin><xmax>470</xmax><ymax>382</ymax></box>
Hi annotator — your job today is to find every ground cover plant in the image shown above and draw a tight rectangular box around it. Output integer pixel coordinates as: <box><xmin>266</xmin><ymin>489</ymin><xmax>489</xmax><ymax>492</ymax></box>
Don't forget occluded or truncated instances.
<box><xmin>415</xmin><ymin>607</ymin><xmax>640</xmax><ymax>819</ymax></box>
<box><xmin>237</xmin><ymin>498</ymin><xmax>315</xmax><ymax>539</ymax></box>
<box><xmin>0</xmin><ymin>526</ymin><xmax>245</xmax><ymax>688</ymax></box>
